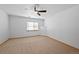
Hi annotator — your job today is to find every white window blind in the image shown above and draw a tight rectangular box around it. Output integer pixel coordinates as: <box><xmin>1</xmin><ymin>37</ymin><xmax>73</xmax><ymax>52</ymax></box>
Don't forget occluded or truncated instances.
<box><xmin>27</xmin><ymin>22</ymin><xmax>39</xmax><ymax>31</ymax></box>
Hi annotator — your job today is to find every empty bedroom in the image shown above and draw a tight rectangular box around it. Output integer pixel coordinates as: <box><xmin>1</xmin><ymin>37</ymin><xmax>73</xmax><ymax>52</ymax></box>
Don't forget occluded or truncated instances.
<box><xmin>0</xmin><ymin>4</ymin><xmax>79</xmax><ymax>54</ymax></box>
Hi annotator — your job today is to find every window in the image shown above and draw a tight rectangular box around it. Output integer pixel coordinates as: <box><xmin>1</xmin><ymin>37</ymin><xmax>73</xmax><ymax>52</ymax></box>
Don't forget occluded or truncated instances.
<box><xmin>27</xmin><ymin>22</ymin><xmax>39</xmax><ymax>31</ymax></box>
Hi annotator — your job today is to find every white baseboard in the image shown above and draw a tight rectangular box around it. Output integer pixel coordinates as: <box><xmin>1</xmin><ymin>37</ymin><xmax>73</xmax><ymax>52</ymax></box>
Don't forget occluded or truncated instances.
<box><xmin>46</xmin><ymin>34</ymin><xmax>79</xmax><ymax>49</ymax></box>
<box><xmin>0</xmin><ymin>38</ymin><xmax>8</xmax><ymax>45</ymax></box>
<box><xmin>8</xmin><ymin>35</ymin><xmax>42</xmax><ymax>39</ymax></box>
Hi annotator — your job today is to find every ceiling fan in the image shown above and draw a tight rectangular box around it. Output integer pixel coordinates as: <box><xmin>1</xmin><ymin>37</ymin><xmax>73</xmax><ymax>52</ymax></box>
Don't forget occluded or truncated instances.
<box><xmin>34</xmin><ymin>4</ymin><xmax>47</xmax><ymax>16</ymax></box>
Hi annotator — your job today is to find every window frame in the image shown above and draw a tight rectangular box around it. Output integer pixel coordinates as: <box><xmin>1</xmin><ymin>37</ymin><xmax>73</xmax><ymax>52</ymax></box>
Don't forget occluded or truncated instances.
<box><xmin>26</xmin><ymin>22</ymin><xmax>39</xmax><ymax>31</ymax></box>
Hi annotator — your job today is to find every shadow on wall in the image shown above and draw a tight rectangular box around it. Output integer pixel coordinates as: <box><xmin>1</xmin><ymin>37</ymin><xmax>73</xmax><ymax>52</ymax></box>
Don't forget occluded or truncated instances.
<box><xmin>0</xmin><ymin>9</ymin><xmax>8</xmax><ymax>44</ymax></box>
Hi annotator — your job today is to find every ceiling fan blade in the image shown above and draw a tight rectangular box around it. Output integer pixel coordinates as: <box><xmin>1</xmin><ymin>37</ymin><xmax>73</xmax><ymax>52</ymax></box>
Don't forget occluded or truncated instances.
<box><xmin>37</xmin><ymin>12</ymin><xmax>41</xmax><ymax>16</ymax></box>
<box><xmin>34</xmin><ymin>6</ymin><xmax>37</xmax><ymax>11</ymax></box>
<box><xmin>38</xmin><ymin>10</ymin><xmax>47</xmax><ymax>12</ymax></box>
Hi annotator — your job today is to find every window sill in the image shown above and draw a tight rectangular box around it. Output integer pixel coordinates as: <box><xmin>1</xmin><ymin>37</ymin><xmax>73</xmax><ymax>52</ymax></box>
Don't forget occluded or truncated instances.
<box><xmin>27</xmin><ymin>30</ymin><xmax>39</xmax><ymax>32</ymax></box>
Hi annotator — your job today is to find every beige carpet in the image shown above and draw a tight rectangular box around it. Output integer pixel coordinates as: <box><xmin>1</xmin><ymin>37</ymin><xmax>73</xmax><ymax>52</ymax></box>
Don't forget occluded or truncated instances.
<box><xmin>0</xmin><ymin>35</ymin><xmax>79</xmax><ymax>54</ymax></box>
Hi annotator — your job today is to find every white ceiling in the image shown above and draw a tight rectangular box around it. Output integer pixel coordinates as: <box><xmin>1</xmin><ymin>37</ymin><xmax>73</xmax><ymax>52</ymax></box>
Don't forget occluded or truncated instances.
<box><xmin>0</xmin><ymin>4</ymin><xmax>78</xmax><ymax>18</ymax></box>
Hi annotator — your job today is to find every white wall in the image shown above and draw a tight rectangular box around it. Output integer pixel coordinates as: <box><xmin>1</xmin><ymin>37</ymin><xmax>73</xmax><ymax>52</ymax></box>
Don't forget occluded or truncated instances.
<box><xmin>45</xmin><ymin>5</ymin><xmax>79</xmax><ymax>48</ymax></box>
<box><xmin>9</xmin><ymin>15</ymin><xmax>46</xmax><ymax>38</ymax></box>
<box><xmin>0</xmin><ymin>9</ymin><xmax>8</xmax><ymax>44</ymax></box>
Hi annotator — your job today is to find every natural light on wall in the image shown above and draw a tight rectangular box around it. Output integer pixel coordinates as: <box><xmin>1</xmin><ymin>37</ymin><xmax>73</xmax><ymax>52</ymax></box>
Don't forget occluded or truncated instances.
<box><xmin>27</xmin><ymin>22</ymin><xmax>39</xmax><ymax>31</ymax></box>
